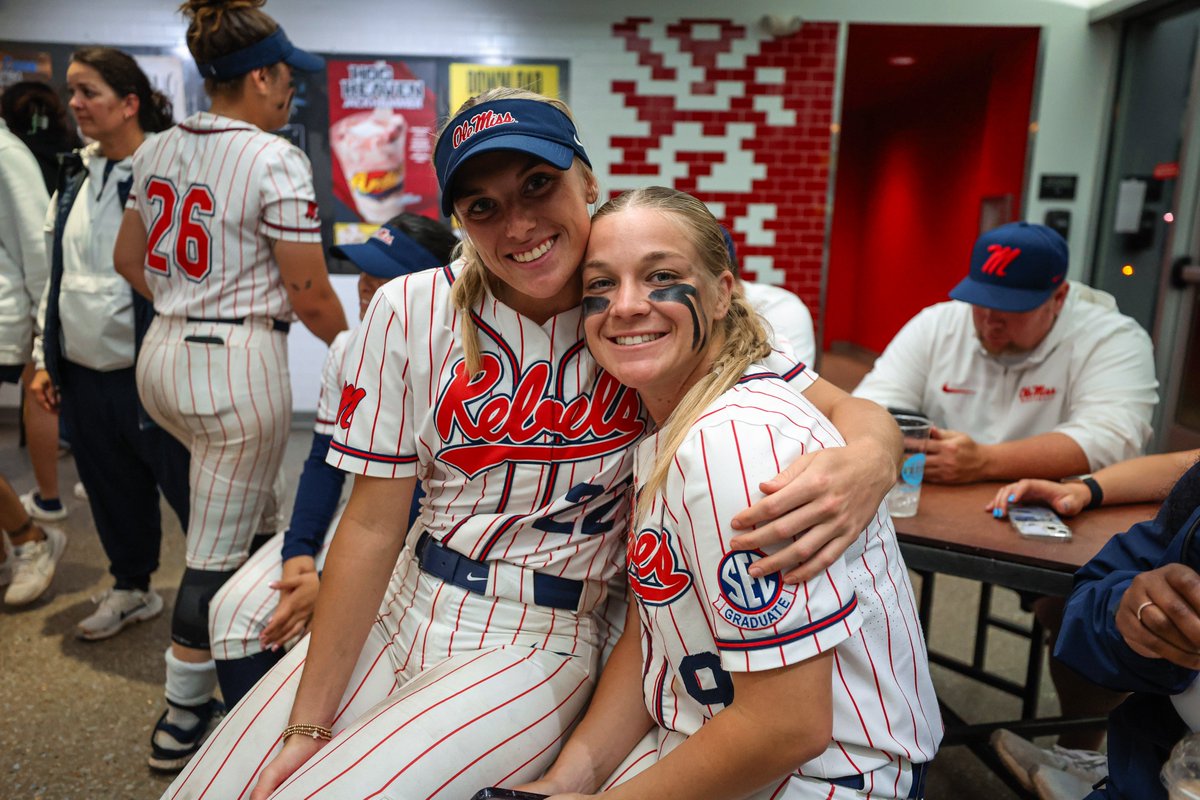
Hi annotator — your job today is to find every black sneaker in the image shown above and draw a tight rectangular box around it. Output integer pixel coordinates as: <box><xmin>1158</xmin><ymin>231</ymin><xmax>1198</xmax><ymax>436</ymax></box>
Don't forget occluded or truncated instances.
<box><xmin>148</xmin><ymin>698</ymin><xmax>226</xmax><ymax>772</ymax></box>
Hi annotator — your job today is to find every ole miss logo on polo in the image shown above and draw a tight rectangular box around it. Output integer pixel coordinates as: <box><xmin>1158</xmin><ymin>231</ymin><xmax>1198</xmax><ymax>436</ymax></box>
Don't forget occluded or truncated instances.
<box><xmin>1019</xmin><ymin>384</ymin><xmax>1058</xmax><ymax>403</ymax></box>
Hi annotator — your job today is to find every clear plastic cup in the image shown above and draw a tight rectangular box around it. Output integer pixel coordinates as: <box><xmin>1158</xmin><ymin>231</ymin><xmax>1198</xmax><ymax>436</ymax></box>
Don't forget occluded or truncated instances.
<box><xmin>1163</xmin><ymin>733</ymin><xmax>1200</xmax><ymax>799</ymax></box>
<box><xmin>885</xmin><ymin>413</ymin><xmax>932</xmax><ymax>518</ymax></box>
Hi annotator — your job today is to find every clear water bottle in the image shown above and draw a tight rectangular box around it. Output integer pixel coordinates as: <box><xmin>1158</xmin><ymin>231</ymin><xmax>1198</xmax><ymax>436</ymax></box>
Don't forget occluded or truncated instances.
<box><xmin>1163</xmin><ymin>733</ymin><xmax>1200</xmax><ymax>799</ymax></box>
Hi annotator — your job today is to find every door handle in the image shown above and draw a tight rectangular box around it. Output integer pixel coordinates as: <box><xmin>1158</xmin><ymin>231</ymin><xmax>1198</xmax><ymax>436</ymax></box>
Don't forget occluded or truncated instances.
<box><xmin>1171</xmin><ymin>256</ymin><xmax>1200</xmax><ymax>288</ymax></box>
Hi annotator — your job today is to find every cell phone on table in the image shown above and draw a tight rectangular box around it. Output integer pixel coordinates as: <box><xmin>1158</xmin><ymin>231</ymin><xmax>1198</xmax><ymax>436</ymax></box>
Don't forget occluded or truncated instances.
<box><xmin>1009</xmin><ymin>505</ymin><xmax>1072</xmax><ymax>541</ymax></box>
<box><xmin>470</xmin><ymin>789</ymin><xmax>549</xmax><ymax>800</ymax></box>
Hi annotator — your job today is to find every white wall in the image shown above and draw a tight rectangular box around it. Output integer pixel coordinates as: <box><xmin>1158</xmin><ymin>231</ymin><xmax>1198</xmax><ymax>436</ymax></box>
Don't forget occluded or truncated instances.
<box><xmin>0</xmin><ymin>0</ymin><xmax>1119</xmax><ymax>410</ymax></box>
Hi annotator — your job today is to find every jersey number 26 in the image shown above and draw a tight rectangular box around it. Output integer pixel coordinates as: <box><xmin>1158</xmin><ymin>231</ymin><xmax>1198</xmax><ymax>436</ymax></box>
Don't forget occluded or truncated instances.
<box><xmin>145</xmin><ymin>177</ymin><xmax>215</xmax><ymax>281</ymax></box>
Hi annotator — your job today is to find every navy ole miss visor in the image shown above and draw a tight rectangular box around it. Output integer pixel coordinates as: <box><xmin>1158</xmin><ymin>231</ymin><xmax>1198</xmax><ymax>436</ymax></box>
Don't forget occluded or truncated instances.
<box><xmin>195</xmin><ymin>28</ymin><xmax>324</xmax><ymax>81</ymax></box>
<box><xmin>434</xmin><ymin>98</ymin><xmax>591</xmax><ymax>217</ymax></box>
<box><xmin>329</xmin><ymin>225</ymin><xmax>442</xmax><ymax>279</ymax></box>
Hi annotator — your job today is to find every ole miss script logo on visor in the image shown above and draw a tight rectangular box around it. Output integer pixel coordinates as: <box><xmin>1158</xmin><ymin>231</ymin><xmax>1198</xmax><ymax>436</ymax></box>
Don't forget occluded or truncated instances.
<box><xmin>451</xmin><ymin>109</ymin><xmax>517</xmax><ymax>149</ymax></box>
<box><xmin>434</xmin><ymin>353</ymin><xmax>646</xmax><ymax>478</ymax></box>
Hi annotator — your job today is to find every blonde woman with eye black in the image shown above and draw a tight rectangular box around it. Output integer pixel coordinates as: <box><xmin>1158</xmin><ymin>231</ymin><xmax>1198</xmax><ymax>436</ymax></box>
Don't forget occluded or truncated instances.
<box><xmin>519</xmin><ymin>187</ymin><xmax>941</xmax><ymax>800</ymax></box>
<box><xmin>164</xmin><ymin>89</ymin><xmax>906</xmax><ymax>800</ymax></box>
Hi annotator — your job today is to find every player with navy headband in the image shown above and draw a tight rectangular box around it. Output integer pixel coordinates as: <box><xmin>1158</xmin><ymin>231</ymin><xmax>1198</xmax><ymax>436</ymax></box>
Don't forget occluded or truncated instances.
<box><xmin>518</xmin><ymin>187</ymin><xmax>941</xmax><ymax>800</ymax></box>
<box><xmin>113</xmin><ymin>0</ymin><xmax>347</xmax><ymax>773</ymax></box>
<box><xmin>166</xmin><ymin>88</ymin><xmax>906</xmax><ymax>800</ymax></box>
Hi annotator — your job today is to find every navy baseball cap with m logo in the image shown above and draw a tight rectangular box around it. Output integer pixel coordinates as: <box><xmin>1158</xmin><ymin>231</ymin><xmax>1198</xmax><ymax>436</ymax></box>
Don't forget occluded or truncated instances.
<box><xmin>949</xmin><ymin>222</ymin><xmax>1069</xmax><ymax>312</ymax></box>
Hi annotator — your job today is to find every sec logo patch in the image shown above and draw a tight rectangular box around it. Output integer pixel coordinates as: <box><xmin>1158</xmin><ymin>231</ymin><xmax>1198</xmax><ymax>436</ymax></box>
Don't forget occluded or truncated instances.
<box><xmin>713</xmin><ymin>550</ymin><xmax>792</xmax><ymax>630</ymax></box>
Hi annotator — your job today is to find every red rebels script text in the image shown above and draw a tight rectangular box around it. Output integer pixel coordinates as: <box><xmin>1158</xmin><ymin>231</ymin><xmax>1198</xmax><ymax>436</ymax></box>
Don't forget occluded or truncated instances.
<box><xmin>435</xmin><ymin>355</ymin><xmax>644</xmax><ymax>477</ymax></box>
<box><xmin>628</xmin><ymin>528</ymin><xmax>692</xmax><ymax>604</ymax></box>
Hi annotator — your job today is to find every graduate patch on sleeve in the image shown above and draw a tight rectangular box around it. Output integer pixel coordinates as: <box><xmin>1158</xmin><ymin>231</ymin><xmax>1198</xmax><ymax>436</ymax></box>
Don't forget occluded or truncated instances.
<box><xmin>712</xmin><ymin>550</ymin><xmax>793</xmax><ymax>630</ymax></box>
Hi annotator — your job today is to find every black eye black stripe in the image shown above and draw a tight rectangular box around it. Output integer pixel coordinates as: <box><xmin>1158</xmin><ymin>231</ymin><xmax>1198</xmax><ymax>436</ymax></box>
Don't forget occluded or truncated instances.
<box><xmin>649</xmin><ymin>284</ymin><xmax>706</xmax><ymax>350</ymax></box>
<box><xmin>582</xmin><ymin>296</ymin><xmax>609</xmax><ymax>317</ymax></box>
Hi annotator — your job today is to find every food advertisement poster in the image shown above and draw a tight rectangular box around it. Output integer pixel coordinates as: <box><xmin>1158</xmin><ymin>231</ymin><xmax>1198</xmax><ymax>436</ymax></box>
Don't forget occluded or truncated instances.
<box><xmin>327</xmin><ymin>58</ymin><xmax>440</xmax><ymax>245</ymax></box>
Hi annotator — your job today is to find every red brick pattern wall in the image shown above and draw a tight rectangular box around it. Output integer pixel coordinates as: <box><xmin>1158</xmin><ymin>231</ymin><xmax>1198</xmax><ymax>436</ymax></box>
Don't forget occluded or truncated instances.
<box><xmin>608</xmin><ymin>17</ymin><xmax>839</xmax><ymax>329</ymax></box>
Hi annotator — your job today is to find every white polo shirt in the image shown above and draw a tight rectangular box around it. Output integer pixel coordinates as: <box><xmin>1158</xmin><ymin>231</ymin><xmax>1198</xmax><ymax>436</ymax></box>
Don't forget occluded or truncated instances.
<box><xmin>852</xmin><ymin>282</ymin><xmax>1158</xmax><ymax>471</ymax></box>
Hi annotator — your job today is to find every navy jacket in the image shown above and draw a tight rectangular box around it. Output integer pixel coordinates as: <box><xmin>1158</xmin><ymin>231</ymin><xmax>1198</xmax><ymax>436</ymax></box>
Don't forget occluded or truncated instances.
<box><xmin>1055</xmin><ymin>461</ymin><xmax>1200</xmax><ymax>799</ymax></box>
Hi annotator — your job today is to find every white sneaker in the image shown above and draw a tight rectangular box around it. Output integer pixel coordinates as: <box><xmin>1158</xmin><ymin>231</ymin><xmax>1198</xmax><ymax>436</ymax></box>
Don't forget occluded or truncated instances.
<box><xmin>76</xmin><ymin>587</ymin><xmax>164</xmax><ymax>640</ymax></box>
<box><xmin>991</xmin><ymin>729</ymin><xmax>1107</xmax><ymax>792</ymax></box>
<box><xmin>20</xmin><ymin>489</ymin><xmax>68</xmax><ymax>522</ymax></box>
<box><xmin>73</xmin><ymin>481</ymin><xmax>88</xmax><ymax>501</ymax></box>
<box><xmin>4</xmin><ymin>524</ymin><xmax>67</xmax><ymax>605</ymax></box>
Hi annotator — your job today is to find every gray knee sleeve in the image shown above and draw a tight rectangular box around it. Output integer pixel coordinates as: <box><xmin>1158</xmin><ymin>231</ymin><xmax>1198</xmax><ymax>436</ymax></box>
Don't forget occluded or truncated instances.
<box><xmin>171</xmin><ymin>568</ymin><xmax>236</xmax><ymax>649</ymax></box>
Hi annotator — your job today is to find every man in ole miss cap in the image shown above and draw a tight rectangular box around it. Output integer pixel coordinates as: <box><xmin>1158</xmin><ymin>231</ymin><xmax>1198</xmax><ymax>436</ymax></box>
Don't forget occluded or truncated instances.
<box><xmin>855</xmin><ymin>221</ymin><xmax>1156</xmax><ymax>485</ymax></box>
<box><xmin>853</xmin><ymin>221</ymin><xmax>1158</xmax><ymax>769</ymax></box>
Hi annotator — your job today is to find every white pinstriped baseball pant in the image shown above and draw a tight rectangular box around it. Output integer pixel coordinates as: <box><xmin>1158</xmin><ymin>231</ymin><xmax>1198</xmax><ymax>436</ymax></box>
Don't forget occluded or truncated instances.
<box><xmin>164</xmin><ymin>545</ymin><xmax>599</xmax><ymax>800</ymax></box>
<box><xmin>138</xmin><ymin>316</ymin><xmax>292</xmax><ymax>571</ymax></box>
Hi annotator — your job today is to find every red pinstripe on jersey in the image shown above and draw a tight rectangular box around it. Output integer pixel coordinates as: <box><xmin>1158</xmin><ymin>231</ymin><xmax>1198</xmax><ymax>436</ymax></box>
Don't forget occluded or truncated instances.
<box><xmin>128</xmin><ymin>112</ymin><xmax>320</xmax><ymax>319</ymax></box>
<box><xmin>329</xmin><ymin>263</ymin><xmax>647</xmax><ymax>590</ymax></box>
<box><xmin>630</xmin><ymin>367</ymin><xmax>941</xmax><ymax>792</ymax></box>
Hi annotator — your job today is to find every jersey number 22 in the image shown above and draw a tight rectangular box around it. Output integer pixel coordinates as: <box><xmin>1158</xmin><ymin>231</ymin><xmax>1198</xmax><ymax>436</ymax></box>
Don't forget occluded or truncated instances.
<box><xmin>145</xmin><ymin>177</ymin><xmax>215</xmax><ymax>281</ymax></box>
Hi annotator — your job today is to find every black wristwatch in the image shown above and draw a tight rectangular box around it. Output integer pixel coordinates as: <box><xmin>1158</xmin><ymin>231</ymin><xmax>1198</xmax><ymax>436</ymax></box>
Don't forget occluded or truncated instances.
<box><xmin>1074</xmin><ymin>474</ymin><xmax>1104</xmax><ymax>511</ymax></box>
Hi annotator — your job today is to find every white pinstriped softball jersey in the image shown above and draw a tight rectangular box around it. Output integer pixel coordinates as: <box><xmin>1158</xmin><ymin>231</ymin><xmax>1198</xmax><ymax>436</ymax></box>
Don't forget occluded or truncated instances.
<box><xmin>129</xmin><ymin>111</ymin><xmax>319</xmax><ymax>571</ymax></box>
<box><xmin>628</xmin><ymin>368</ymin><xmax>941</xmax><ymax>799</ymax></box>
<box><xmin>164</xmin><ymin>264</ymin><xmax>822</xmax><ymax>799</ymax></box>
<box><xmin>328</xmin><ymin>263</ymin><xmax>648</xmax><ymax>608</ymax></box>
<box><xmin>127</xmin><ymin>111</ymin><xmax>322</xmax><ymax>320</ymax></box>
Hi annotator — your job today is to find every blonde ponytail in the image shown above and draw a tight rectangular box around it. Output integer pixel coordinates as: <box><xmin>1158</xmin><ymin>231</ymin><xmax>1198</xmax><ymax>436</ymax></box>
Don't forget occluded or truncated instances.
<box><xmin>449</xmin><ymin>237</ymin><xmax>489</xmax><ymax>375</ymax></box>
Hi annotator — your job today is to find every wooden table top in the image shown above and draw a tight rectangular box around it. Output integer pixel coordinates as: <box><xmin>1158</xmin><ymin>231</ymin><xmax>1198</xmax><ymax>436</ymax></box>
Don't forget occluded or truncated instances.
<box><xmin>894</xmin><ymin>482</ymin><xmax>1161</xmax><ymax>574</ymax></box>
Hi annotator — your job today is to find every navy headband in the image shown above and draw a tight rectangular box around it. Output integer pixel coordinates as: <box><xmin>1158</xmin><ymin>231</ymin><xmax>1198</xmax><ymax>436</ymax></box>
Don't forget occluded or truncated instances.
<box><xmin>195</xmin><ymin>28</ymin><xmax>324</xmax><ymax>81</ymax></box>
<box><xmin>434</xmin><ymin>98</ymin><xmax>590</xmax><ymax>216</ymax></box>
<box><xmin>329</xmin><ymin>225</ymin><xmax>443</xmax><ymax>279</ymax></box>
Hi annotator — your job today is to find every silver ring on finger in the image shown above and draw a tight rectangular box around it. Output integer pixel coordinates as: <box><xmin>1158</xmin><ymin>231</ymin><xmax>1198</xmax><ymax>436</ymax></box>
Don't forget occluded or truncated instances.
<box><xmin>1136</xmin><ymin>600</ymin><xmax>1156</xmax><ymax>624</ymax></box>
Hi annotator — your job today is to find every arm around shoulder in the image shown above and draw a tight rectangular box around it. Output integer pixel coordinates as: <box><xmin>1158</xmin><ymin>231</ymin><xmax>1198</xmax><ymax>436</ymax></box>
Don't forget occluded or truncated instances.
<box><xmin>730</xmin><ymin>377</ymin><xmax>900</xmax><ymax>583</ymax></box>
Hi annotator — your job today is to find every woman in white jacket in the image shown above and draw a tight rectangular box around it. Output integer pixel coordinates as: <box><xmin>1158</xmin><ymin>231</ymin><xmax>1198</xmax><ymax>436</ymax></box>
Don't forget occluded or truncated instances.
<box><xmin>29</xmin><ymin>47</ymin><xmax>191</xmax><ymax>639</ymax></box>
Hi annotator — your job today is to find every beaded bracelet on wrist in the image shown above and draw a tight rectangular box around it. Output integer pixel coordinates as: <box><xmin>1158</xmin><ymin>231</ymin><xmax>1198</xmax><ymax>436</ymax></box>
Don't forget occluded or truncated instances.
<box><xmin>282</xmin><ymin>723</ymin><xmax>333</xmax><ymax>741</ymax></box>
